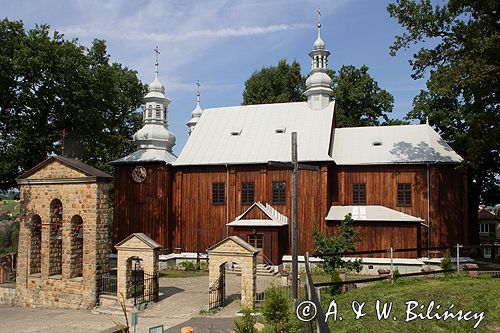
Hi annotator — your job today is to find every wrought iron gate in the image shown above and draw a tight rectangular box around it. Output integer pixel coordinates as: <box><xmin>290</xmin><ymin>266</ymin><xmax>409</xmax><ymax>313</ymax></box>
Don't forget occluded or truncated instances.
<box><xmin>209</xmin><ymin>268</ymin><xmax>225</xmax><ymax>309</ymax></box>
<box><xmin>130</xmin><ymin>263</ymin><xmax>159</xmax><ymax>306</ymax></box>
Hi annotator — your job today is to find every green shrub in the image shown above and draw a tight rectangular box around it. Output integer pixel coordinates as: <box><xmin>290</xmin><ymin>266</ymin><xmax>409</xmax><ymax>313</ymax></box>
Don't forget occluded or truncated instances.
<box><xmin>233</xmin><ymin>308</ymin><xmax>257</xmax><ymax>333</ymax></box>
<box><xmin>178</xmin><ymin>261</ymin><xmax>197</xmax><ymax>271</ymax></box>
<box><xmin>440</xmin><ymin>250</ymin><xmax>454</xmax><ymax>276</ymax></box>
<box><xmin>328</xmin><ymin>270</ymin><xmax>343</xmax><ymax>296</ymax></box>
<box><xmin>262</xmin><ymin>285</ymin><xmax>301</xmax><ymax>333</ymax></box>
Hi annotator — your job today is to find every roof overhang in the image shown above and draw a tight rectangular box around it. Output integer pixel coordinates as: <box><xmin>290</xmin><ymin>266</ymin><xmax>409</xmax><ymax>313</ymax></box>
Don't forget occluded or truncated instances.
<box><xmin>326</xmin><ymin>205</ymin><xmax>424</xmax><ymax>223</ymax></box>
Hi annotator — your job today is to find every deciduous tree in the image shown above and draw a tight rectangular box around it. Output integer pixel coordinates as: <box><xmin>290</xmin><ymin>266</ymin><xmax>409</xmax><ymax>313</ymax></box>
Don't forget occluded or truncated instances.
<box><xmin>387</xmin><ymin>0</ymin><xmax>500</xmax><ymax>241</ymax></box>
<box><xmin>0</xmin><ymin>19</ymin><xmax>145</xmax><ymax>189</ymax></box>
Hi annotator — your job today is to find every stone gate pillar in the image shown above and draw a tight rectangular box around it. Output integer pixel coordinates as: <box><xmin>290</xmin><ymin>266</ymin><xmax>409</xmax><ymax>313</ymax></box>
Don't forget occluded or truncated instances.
<box><xmin>115</xmin><ymin>233</ymin><xmax>161</xmax><ymax>300</ymax></box>
<box><xmin>207</xmin><ymin>236</ymin><xmax>259</xmax><ymax>308</ymax></box>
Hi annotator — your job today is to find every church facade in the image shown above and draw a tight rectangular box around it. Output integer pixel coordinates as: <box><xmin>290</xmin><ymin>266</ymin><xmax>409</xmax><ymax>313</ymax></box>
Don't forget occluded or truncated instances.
<box><xmin>111</xmin><ymin>22</ymin><xmax>468</xmax><ymax>264</ymax></box>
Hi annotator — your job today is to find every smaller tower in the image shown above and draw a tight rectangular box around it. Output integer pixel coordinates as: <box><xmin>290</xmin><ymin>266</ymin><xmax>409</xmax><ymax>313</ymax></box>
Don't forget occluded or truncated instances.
<box><xmin>186</xmin><ymin>80</ymin><xmax>203</xmax><ymax>135</ymax></box>
<box><xmin>304</xmin><ymin>9</ymin><xmax>333</xmax><ymax>110</ymax></box>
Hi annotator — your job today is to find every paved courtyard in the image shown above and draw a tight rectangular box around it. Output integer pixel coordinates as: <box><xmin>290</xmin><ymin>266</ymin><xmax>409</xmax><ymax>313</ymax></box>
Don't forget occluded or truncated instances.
<box><xmin>0</xmin><ymin>273</ymin><xmax>281</xmax><ymax>333</ymax></box>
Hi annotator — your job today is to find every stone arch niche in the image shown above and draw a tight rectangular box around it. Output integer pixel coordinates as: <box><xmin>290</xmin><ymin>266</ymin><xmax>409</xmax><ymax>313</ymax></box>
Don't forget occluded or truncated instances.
<box><xmin>49</xmin><ymin>199</ymin><xmax>63</xmax><ymax>276</ymax></box>
<box><xmin>207</xmin><ymin>236</ymin><xmax>259</xmax><ymax>308</ymax></box>
<box><xmin>29</xmin><ymin>215</ymin><xmax>42</xmax><ymax>275</ymax></box>
<box><xmin>70</xmin><ymin>215</ymin><xmax>84</xmax><ymax>278</ymax></box>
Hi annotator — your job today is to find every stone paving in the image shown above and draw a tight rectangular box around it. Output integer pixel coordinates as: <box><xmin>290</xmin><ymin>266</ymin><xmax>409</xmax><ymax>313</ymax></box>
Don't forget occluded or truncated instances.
<box><xmin>0</xmin><ymin>273</ymin><xmax>281</xmax><ymax>333</ymax></box>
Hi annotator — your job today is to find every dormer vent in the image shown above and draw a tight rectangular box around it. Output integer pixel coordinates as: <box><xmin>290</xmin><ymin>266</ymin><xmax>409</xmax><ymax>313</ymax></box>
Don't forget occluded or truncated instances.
<box><xmin>372</xmin><ymin>141</ymin><xmax>383</xmax><ymax>146</ymax></box>
<box><xmin>275</xmin><ymin>127</ymin><xmax>286</xmax><ymax>134</ymax></box>
<box><xmin>231</xmin><ymin>129</ymin><xmax>242</xmax><ymax>136</ymax></box>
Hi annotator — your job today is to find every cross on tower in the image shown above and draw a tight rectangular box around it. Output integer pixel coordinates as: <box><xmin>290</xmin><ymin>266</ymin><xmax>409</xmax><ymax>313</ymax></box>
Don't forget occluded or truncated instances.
<box><xmin>154</xmin><ymin>46</ymin><xmax>160</xmax><ymax>63</ymax></box>
<box><xmin>196</xmin><ymin>80</ymin><xmax>200</xmax><ymax>95</ymax></box>
<box><xmin>317</xmin><ymin>7</ymin><xmax>321</xmax><ymax>25</ymax></box>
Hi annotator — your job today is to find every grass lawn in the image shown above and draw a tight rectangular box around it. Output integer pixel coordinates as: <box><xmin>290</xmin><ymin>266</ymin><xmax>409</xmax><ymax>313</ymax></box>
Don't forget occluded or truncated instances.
<box><xmin>159</xmin><ymin>270</ymin><xmax>208</xmax><ymax>278</ymax></box>
<box><xmin>320</xmin><ymin>275</ymin><xmax>500</xmax><ymax>333</ymax></box>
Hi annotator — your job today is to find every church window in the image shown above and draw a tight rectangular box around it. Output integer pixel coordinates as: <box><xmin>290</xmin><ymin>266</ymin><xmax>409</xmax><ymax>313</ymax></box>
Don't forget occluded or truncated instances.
<box><xmin>212</xmin><ymin>182</ymin><xmax>225</xmax><ymax>205</ymax></box>
<box><xmin>70</xmin><ymin>215</ymin><xmax>84</xmax><ymax>278</ymax></box>
<box><xmin>49</xmin><ymin>199</ymin><xmax>63</xmax><ymax>276</ymax></box>
<box><xmin>397</xmin><ymin>183</ymin><xmax>412</xmax><ymax>206</ymax></box>
<box><xmin>353</xmin><ymin>183</ymin><xmax>366</xmax><ymax>205</ymax></box>
<box><xmin>272</xmin><ymin>181</ymin><xmax>286</xmax><ymax>205</ymax></box>
<box><xmin>30</xmin><ymin>215</ymin><xmax>42</xmax><ymax>275</ymax></box>
<box><xmin>242</xmin><ymin>182</ymin><xmax>255</xmax><ymax>205</ymax></box>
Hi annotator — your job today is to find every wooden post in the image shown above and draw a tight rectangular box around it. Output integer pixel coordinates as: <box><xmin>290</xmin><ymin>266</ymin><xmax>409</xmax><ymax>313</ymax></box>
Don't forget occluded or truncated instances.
<box><xmin>292</xmin><ymin>132</ymin><xmax>299</xmax><ymax>301</ymax></box>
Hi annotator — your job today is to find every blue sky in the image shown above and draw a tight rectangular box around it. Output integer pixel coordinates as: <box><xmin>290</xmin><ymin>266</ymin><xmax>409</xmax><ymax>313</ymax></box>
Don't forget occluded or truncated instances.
<box><xmin>2</xmin><ymin>0</ymin><xmax>427</xmax><ymax>155</ymax></box>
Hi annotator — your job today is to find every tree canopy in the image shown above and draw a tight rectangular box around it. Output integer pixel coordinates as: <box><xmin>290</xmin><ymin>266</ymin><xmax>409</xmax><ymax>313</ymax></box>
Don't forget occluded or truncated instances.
<box><xmin>332</xmin><ymin>65</ymin><xmax>395</xmax><ymax>127</ymax></box>
<box><xmin>242</xmin><ymin>60</ymin><xmax>396</xmax><ymax>127</ymax></box>
<box><xmin>242</xmin><ymin>59</ymin><xmax>305</xmax><ymax>105</ymax></box>
<box><xmin>0</xmin><ymin>19</ymin><xmax>146</xmax><ymax>189</ymax></box>
<box><xmin>387</xmin><ymin>0</ymin><xmax>499</xmax><ymax>208</ymax></box>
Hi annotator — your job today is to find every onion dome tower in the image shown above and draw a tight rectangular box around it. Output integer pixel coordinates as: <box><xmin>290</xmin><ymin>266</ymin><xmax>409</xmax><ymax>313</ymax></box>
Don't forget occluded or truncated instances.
<box><xmin>112</xmin><ymin>47</ymin><xmax>176</xmax><ymax>164</ymax></box>
<box><xmin>304</xmin><ymin>10</ymin><xmax>334</xmax><ymax>110</ymax></box>
<box><xmin>186</xmin><ymin>81</ymin><xmax>203</xmax><ymax>135</ymax></box>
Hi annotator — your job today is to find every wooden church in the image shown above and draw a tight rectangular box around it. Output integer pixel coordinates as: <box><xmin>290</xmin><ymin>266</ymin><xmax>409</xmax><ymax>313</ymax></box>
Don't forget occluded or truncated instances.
<box><xmin>111</xmin><ymin>20</ymin><xmax>468</xmax><ymax>264</ymax></box>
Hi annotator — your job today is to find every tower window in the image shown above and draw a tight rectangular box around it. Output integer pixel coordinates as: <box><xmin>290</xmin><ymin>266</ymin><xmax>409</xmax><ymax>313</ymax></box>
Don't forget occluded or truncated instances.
<box><xmin>148</xmin><ymin>105</ymin><xmax>152</xmax><ymax>118</ymax></box>
<box><xmin>156</xmin><ymin>105</ymin><xmax>161</xmax><ymax>119</ymax></box>
<box><xmin>212</xmin><ymin>182</ymin><xmax>225</xmax><ymax>205</ymax></box>
<box><xmin>241</xmin><ymin>182</ymin><xmax>255</xmax><ymax>205</ymax></box>
<box><xmin>353</xmin><ymin>183</ymin><xmax>366</xmax><ymax>205</ymax></box>
<box><xmin>272</xmin><ymin>181</ymin><xmax>286</xmax><ymax>205</ymax></box>
<box><xmin>397</xmin><ymin>183</ymin><xmax>412</xmax><ymax>206</ymax></box>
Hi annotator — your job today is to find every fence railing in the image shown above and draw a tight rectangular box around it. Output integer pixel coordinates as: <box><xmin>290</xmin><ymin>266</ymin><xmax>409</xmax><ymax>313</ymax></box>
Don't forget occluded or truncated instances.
<box><xmin>99</xmin><ymin>273</ymin><xmax>117</xmax><ymax>296</ymax></box>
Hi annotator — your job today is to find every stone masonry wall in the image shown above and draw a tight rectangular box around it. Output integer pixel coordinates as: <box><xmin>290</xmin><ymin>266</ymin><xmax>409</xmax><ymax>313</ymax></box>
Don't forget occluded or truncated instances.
<box><xmin>16</xmin><ymin>161</ymin><xmax>111</xmax><ymax>309</ymax></box>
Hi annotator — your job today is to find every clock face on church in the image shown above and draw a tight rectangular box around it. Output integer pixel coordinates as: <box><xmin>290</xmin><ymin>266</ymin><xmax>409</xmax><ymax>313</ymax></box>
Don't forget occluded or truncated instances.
<box><xmin>132</xmin><ymin>166</ymin><xmax>147</xmax><ymax>183</ymax></box>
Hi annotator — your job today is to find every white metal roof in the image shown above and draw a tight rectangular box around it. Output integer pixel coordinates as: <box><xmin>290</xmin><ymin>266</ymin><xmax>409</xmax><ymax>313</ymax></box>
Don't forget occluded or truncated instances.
<box><xmin>174</xmin><ymin>101</ymin><xmax>335</xmax><ymax>166</ymax></box>
<box><xmin>325</xmin><ymin>205</ymin><xmax>424</xmax><ymax>222</ymax></box>
<box><xmin>228</xmin><ymin>202</ymin><xmax>288</xmax><ymax>227</ymax></box>
<box><xmin>332</xmin><ymin>124</ymin><xmax>462</xmax><ymax>165</ymax></box>
<box><xmin>111</xmin><ymin>148</ymin><xmax>177</xmax><ymax>164</ymax></box>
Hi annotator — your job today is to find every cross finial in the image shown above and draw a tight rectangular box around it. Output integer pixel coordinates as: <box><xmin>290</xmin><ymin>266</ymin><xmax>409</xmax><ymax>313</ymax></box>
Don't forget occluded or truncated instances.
<box><xmin>317</xmin><ymin>7</ymin><xmax>321</xmax><ymax>28</ymax></box>
<box><xmin>154</xmin><ymin>46</ymin><xmax>160</xmax><ymax>63</ymax></box>
<box><xmin>196</xmin><ymin>80</ymin><xmax>201</xmax><ymax>103</ymax></box>
<box><xmin>154</xmin><ymin>46</ymin><xmax>160</xmax><ymax>76</ymax></box>
<box><xmin>61</xmin><ymin>129</ymin><xmax>67</xmax><ymax>157</ymax></box>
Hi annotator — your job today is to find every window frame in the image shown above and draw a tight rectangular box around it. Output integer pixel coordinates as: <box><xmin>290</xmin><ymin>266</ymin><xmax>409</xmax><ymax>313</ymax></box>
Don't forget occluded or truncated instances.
<box><xmin>272</xmin><ymin>181</ymin><xmax>286</xmax><ymax>205</ymax></box>
<box><xmin>241</xmin><ymin>182</ymin><xmax>255</xmax><ymax>205</ymax></box>
<box><xmin>397</xmin><ymin>183</ymin><xmax>412</xmax><ymax>207</ymax></box>
<box><xmin>352</xmin><ymin>183</ymin><xmax>366</xmax><ymax>205</ymax></box>
<box><xmin>479</xmin><ymin>223</ymin><xmax>490</xmax><ymax>234</ymax></box>
<box><xmin>212</xmin><ymin>182</ymin><xmax>225</xmax><ymax>205</ymax></box>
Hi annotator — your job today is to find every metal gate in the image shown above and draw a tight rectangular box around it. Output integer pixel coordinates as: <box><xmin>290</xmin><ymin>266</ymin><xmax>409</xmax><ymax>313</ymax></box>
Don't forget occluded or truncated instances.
<box><xmin>130</xmin><ymin>263</ymin><xmax>159</xmax><ymax>307</ymax></box>
<box><xmin>209</xmin><ymin>267</ymin><xmax>225</xmax><ymax>309</ymax></box>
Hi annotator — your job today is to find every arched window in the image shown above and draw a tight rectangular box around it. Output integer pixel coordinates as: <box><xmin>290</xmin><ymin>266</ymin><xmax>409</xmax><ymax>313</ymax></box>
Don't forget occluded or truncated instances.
<box><xmin>30</xmin><ymin>215</ymin><xmax>42</xmax><ymax>275</ymax></box>
<box><xmin>49</xmin><ymin>199</ymin><xmax>63</xmax><ymax>276</ymax></box>
<box><xmin>70</xmin><ymin>215</ymin><xmax>83</xmax><ymax>278</ymax></box>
